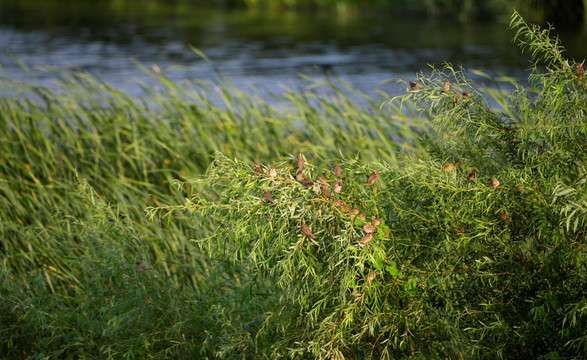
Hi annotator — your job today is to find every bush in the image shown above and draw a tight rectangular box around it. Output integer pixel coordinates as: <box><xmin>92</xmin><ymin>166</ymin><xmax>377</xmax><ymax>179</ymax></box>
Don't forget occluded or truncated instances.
<box><xmin>164</xmin><ymin>11</ymin><xmax>586</xmax><ymax>358</ymax></box>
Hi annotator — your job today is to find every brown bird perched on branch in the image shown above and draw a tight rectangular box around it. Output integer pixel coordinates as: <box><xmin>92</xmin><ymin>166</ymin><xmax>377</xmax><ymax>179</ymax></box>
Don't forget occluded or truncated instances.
<box><xmin>441</xmin><ymin>161</ymin><xmax>461</xmax><ymax>171</ymax></box>
<box><xmin>363</xmin><ymin>222</ymin><xmax>376</xmax><ymax>234</ymax></box>
<box><xmin>358</xmin><ymin>233</ymin><xmax>373</xmax><ymax>245</ymax></box>
<box><xmin>467</xmin><ymin>169</ymin><xmax>478</xmax><ymax>181</ymax></box>
<box><xmin>300</xmin><ymin>223</ymin><xmax>316</xmax><ymax>239</ymax></box>
<box><xmin>367</xmin><ymin>170</ymin><xmax>379</xmax><ymax>185</ymax></box>
<box><xmin>442</xmin><ymin>79</ymin><xmax>451</xmax><ymax>92</ymax></box>
<box><xmin>334</xmin><ymin>199</ymin><xmax>350</xmax><ymax>213</ymax></box>
<box><xmin>295</xmin><ymin>170</ymin><xmax>314</xmax><ymax>186</ymax></box>
<box><xmin>409</xmin><ymin>79</ymin><xmax>421</xmax><ymax>91</ymax></box>
<box><xmin>295</xmin><ymin>170</ymin><xmax>305</xmax><ymax>181</ymax></box>
<box><xmin>488</xmin><ymin>177</ymin><xmax>500</xmax><ymax>188</ymax></box>
<box><xmin>333</xmin><ymin>179</ymin><xmax>342</xmax><ymax>193</ymax></box>
<box><xmin>135</xmin><ymin>262</ymin><xmax>152</xmax><ymax>273</ymax></box>
<box><xmin>301</xmin><ymin>176</ymin><xmax>314</xmax><ymax>187</ymax></box>
<box><xmin>262</xmin><ymin>189</ymin><xmax>274</xmax><ymax>203</ymax></box>
<box><xmin>332</xmin><ymin>163</ymin><xmax>341</xmax><ymax>177</ymax></box>
<box><xmin>268</xmin><ymin>166</ymin><xmax>277</xmax><ymax>178</ymax></box>
<box><xmin>295</xmin><ymin>154</ymin><xmax>304</xmax><ymax>171</ymax></box>
<box><xmin>365</xmin><ymin>270</ymin><xmax>378</xmax><ymax>282</ymax></box>
<box><xmin>320</xmin><ymin>184</ymin><xmax>331</xmax><ymax>199</ymax></box>
<box><xmin>498</xmin><ymin>209</ymin><xmax>511</xmax><ymax>225</ymax></box>
<box><xmin>576</xmin><ymin>62</ymin><xmax>585</xmax><ymax>84</ymax></box>
<box><xmin>453</xmin><ymin>91</ymin><xmax>460</xmax><ymax>104</ymax></box>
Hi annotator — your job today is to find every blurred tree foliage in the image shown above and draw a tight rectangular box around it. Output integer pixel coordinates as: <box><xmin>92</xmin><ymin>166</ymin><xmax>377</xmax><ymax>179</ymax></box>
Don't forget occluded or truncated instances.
<box><xmin>2</xmin><ymin>0</ymin><xmax>583</xmax><ymax>24</ymax></box>
<box><xmin>144</xmin><ymin>0</ymin><xmax>584</xmax><ymax>22</ymax></box>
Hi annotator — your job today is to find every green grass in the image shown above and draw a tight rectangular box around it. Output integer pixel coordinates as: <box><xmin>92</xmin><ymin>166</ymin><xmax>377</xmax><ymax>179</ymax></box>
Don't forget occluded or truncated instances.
<box><xmin>1</xmin><ymin>11</ymin><xmax>585</xmax><ymax>359</ymax></box>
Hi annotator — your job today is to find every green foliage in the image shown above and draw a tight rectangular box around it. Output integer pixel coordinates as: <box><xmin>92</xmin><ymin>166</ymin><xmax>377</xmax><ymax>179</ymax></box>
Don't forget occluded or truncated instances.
<box><xmin>0</xmin><ymin>44</ymin><xmax>416</xmax><ymax>357</ymax></box>
<box><xmin>0</xmin><ymin>10</ymin><xmax>585</xmax><ymax>359</ymax></box>
<box><xmin>195</xmin><ymin>0</ymin><xmax>522</xmax><ymax>19</ymax></box>
<box><xmin>0</xmin><ymin>179</ymin><xmax>212</xmax><ymax>358</ymax></box>
<box><xmin>163</xmin><ymin>10</ymin><xmax>586</xmax><ymax>358</ymax></box>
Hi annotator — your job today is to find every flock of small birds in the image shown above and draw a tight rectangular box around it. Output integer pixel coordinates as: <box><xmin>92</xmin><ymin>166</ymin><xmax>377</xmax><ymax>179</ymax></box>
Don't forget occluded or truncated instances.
<box><xmin>253</xmin><ymin>155</ymin><xmax>381</xmax><ymax>246</ymax></box>
<box><xmin>441</xmin><ymin>161</ymin><xmax>502</xmax><ymax>189</ymax></box>
<box><xmin>409</xmin><ymin>78</ymin><xmax>472</xmax><ymax>105</ymax></box>
<box><xmin>410</xmin><ymin>61</ymin><xmax>584</xmax><ymax>104</ymax></box>
<box><xmin>407</xmin><ymin>77</ymin><xmax>527</xmax><ymax>190</ymax></box>
<box><xmin>440</xmin><ymin>161</ymin><xmax>519</xmax><ymax>234</ymax></box>
<box><xmin>136</xmin><ymin>69</ymin><xmax>579</xmax><ymax>275</ymax></box>
<box><xmin>243</xmin><ymin>72</ymin><xmax>556</xmax><ymax>276</ymax></box>
<box><xmin>254</xmin><ymin>156</ymin><xmax>509</xmax><ymax>245</ymax></box>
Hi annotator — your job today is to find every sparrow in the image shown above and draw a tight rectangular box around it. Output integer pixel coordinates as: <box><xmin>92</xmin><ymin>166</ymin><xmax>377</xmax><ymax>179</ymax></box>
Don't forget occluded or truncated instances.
<box><xmin>295</xmin><ymin>154</ymin><xmax>304</xmax><ymax>171</ymax></box>
<box><xmin>441</xmin><ymin>161</ymin><xmax>461</xmax><ymax>171</ymax></box>
<box><xmin>253</xmin><ymin>162</ymin><xmax>262</xmax><ymax>174</ymax></box>
<box><xmin>262</xmin><ymin>189</ymin><xmax>274</xmax><ymax>203</ymax></box>
<box><xmin>503</xmin><ymin>127</ymin><xmax>518</xmax><ymax>136</ymax></box>
<box><xmin>296</xmin><ymin>170</ymin><xmax>306</xmax><ymax>181</ymax></box>
<box><xmin>515</xmin><ymin>185</ymin><xmax>524</xmax><ymax>193</ymax></box>
<box><xmin>135</xmin><ymin>262</ymin><xmax>151</xmax><ymax>273</ymax></box>
<box><xmin>467</xmin><ymin>169</ymin><xmax>478</xmax><ymax>181</ymax></box>
<box><xmin>498</xmin><ymin>209</ymin><xmax>511</xmax><ymax>225</ymax></box>
<box><xmin>268</xmin><ymin>166</ymin><xmax>277</xmax><ymax>178</ymax></box>
<box><xmin>488</xmin><ymin>177</ymin><xmax>500</xmax><ymax>188</ymax></box>
<box><xmin>316</xmin><ymin>174</ymin><xmax>326</xmax><ymax>184</ymax></box>
<box><xmin>349</xmin><ymin>208</ymin><xmax>360</xmax><ymax>215</ymax></box>
<box><xmin>409</xmin><ymin>79</ymin><xmax>421</xmax><ymax>91</ymax></box>
<box><xmin>462</xmin><ymin>90</ymin><xmax>470</xmax><ymax>99</ymax></box>
<box><xmin>577</xmin><ymin>62</ymin><xmax>585</xmax><ymax>85</ymax></box>
<box><xmin>456</xmin><ymin>226</ymin><xmax>466</xmax><ymax>234</ymax></box>
<box><xmin>367</xmin><ymin>170</ymin><xmax>379</xmax><ymax>185</ymax></box>
<box><xmin>320</xmin><ymin>184</ymin><xmax>331</xmax><ymax>199</ymax></box>
<box><xmin>332</xmin><ymin>179</ymin><xmax>343</xmax><ymax>193</ymax></box>
<box><xmin>442</xmin><ymin>79</ymin><xmax>451</xmax><ymax>92</ymax></box>
<box><xmin>454</xmin><ymin>91</ymin><xmax>461</xmax><ymax>104</ymax></box>
<box><xmin>358</xmin><ymin>233</ymin><xmax>373</xmax><ymax>245</ymax></box>
<box><xmin>332</xmin><ymin>163</ymin><xmax>341</xmax><ymax>177</ymax></box>
<box><xmin>301</xmin><ymin>176</ymin><xmax>314</xmax><ymax>187</ymax></box>
<box><xmin>365</xmin><ymin>270</ymin><xmax>378</xmax><ymax>282</ymax></box>
<box><xmin>363</xmin><ymin>222</ymin><xmax>376</xmax><ymax>233</ymax></box>
<box><xmin>576</xmin><ymin>62</ymin><xmax>584</xmax><ymax>77</ymax></box>
<box><xmin>334</xmin><ymin>199</ymin><xmax>350</xmax><ymax>212</ymax></box>
<box><xmin>371</xmin><ymin>218</ymin><xmax>381</xmax><ymax>226</ymax></box>
<box><xmin>358</xmin><ymin>213</ymin><xmax>365</xmax><ymax>220</ymax></box>
<box><xmin>300</xmin><ymin>222</ymin><xmax>316</xmax><ymax>239</ymax></box>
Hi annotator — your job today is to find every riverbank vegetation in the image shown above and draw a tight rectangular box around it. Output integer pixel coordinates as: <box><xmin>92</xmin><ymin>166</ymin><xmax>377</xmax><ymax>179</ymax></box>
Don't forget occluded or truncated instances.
<box><xmin>1</xmin><ymin>11</ymin><xmax>585</xmax><ymax>359</ymax></box>
<box><xmin>0</xmin><ymin>0</ymin><xmax>542</xmax><ymax>22</ymax></box>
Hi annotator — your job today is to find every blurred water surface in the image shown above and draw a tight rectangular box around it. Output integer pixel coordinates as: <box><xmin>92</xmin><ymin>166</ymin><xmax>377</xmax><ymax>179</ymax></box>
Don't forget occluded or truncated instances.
<box><xmin>1</xmin><ymin>0</ymin><xmax>586</xmax><ymax>97</ymax></box>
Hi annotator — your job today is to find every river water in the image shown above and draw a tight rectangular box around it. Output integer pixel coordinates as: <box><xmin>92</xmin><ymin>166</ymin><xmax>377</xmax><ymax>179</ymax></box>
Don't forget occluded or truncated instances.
<box><xmin>1</xmin><ymin>1</ymin><xmax>586</xmax><ymax>98</ymax></box>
